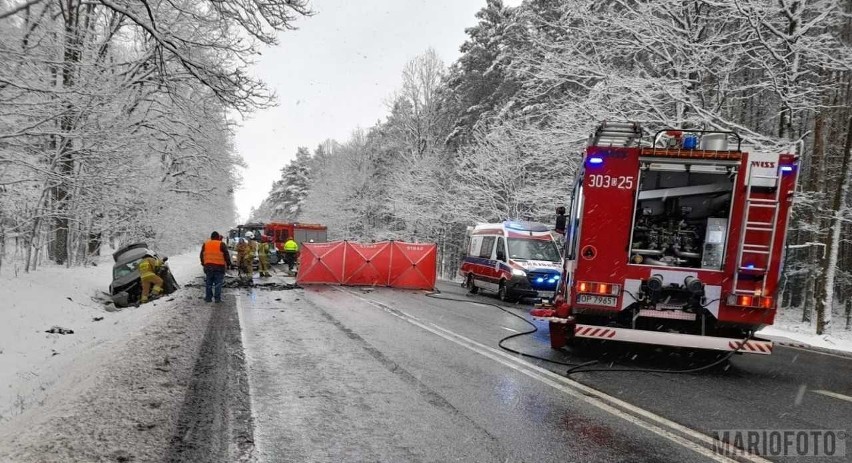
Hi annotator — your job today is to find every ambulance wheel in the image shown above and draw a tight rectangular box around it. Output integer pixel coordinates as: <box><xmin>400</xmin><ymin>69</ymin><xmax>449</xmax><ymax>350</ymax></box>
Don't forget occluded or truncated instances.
<box><xmin>498</xmin><ymin>281</ymin><xmax>516</xmax><ymax>303</ymax></box>
<box><xmin>465</xmin><ymin>274</ymin><xmax>478</xmax><ymax>294</ymax></box>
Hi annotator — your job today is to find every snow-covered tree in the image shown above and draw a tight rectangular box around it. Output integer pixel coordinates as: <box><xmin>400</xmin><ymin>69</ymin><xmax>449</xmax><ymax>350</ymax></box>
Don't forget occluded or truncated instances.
<box><xmin>263</xmin><ymin>146</ymin><xmax>313</xmax><ymax>221</ymax></box>
<box><xmin>0</xmin><ymin>0</ymin><xmax>311</xmax><ymax>268</ymax></box>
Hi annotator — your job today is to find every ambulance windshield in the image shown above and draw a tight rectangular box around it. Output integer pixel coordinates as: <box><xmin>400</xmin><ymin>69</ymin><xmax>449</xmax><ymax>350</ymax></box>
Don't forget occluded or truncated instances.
<box><xmin>508</xmin><ymin>238</ymin><xmax>561</xmax><ymax>262</ymax></box>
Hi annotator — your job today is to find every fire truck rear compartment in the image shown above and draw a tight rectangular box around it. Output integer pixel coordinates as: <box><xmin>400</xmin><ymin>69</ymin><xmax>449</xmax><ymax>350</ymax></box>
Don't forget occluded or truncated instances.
<box><xmin>629</xmin><ymin>163</ymin><xmax>737</xmax><ymax>270</ymax></box>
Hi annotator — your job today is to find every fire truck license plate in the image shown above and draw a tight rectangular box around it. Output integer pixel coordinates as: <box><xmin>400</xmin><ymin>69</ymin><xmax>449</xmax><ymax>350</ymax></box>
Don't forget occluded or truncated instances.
<box><xmin>577</xmin><ymin>294</ymin><xmax>617</xmax><ymax>307</ymax></box>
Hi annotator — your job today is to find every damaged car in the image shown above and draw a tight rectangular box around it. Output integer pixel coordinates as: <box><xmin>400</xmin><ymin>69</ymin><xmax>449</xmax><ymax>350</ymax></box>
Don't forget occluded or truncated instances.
<box><xmin>109</xmin><ymin>243</ymin><xmax>179</xmax><ymax>308</ymax></box>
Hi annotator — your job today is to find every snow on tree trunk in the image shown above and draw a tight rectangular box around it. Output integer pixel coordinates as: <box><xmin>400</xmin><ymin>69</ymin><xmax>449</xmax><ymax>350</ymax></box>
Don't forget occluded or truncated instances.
<box><xmin>815</xmin><ymin>116</ymin><xmax>852</xmax><ymax>334</ymax></box>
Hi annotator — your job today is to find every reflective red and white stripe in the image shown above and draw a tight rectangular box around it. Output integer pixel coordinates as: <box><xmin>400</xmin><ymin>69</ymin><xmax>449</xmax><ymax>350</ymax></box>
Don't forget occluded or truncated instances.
<box><xmin>728</xmin><ymin>340</ymin><xmax>773</xmax><ymax>353</ymax></box>
<box><xmin>567</xmin><ymin>324</ymin><xmax>774</xmax><ymax>354</ymax></box>
<box><xmin>575</xmin><ymin>326</ymin><xmax>617</xmax><ymax>338</ymax></box>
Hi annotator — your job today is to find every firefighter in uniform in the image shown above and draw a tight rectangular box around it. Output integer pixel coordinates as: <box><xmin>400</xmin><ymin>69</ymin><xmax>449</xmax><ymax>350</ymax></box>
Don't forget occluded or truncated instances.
<box><xmin>200</xmin><ymin>231</ymin><xmax>231</xmax><ymax>302</ymax></box>
<box><xmin>235</xmin><ymin>234</ymin><xmax>249</xmax><ymax>280</ymax></box>
<box><xmin>239</xmin><ymin>231</ymin><xmax>257</xmax><ymax>280</ymax></box>
<box><xmin>257</xmin><ymin>235</ymin><xmax>272</xmax><ymax>277</ymax></box>
<box><xmin>283</xmin><ymin>237</ymin><xmax>299</xmax><ymax>273</ymax></box>
<box><xmin>138</xmin><ymin>252</ymin><xmax>164</xmax><ymax>304</ymax></box>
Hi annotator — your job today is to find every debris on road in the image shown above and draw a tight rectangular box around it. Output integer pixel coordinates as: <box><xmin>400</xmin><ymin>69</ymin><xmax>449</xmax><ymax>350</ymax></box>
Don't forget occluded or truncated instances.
<box><xmin>45</xmin><ymin>326</ymin><xmax>74</xmax><ymax>335</ymax></box>
<box><xmin>184</xmin><ymin>279</ymin><xmax>301</xmax><ymax>291</ymax></box>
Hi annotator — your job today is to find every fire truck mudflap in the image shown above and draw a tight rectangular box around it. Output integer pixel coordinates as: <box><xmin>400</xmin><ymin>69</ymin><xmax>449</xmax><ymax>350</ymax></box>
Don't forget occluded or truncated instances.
<box><xmin>531</xmin><ymin>311</ymin><xmax>773</xmax><ymax>354</ymax></box>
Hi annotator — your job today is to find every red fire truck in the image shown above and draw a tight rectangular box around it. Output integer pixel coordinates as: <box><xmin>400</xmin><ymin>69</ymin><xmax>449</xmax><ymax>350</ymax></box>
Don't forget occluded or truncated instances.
<box><xmin>263</xmin><ymin>222</ymin><xmax>327</xmax><ymax>252</ymax></box>
<box><xmin>532</xmin><ymin>122</ymin><xmax>799</xmax><ymax>355</ymax></box>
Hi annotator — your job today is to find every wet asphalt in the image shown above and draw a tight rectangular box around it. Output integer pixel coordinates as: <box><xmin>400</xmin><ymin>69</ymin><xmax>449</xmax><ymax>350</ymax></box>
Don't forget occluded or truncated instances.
<box><xmin>236</xmin><ymin>277</ymin><xmax>852</xmax><ymax>462</ymax></box>
<box><xmin>351</xmin><ymin>282</ymin><xmax>852</xmax><ymax>463</ymax></box>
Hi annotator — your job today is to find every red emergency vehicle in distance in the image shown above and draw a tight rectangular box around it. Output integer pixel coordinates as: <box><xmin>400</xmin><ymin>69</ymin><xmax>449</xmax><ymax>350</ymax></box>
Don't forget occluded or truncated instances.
<box><xmin>263</xmin><ymin>222</ymin><xmax>327</xmax><ymax>252</ymax></box>
<box><xmin>533</xmin><ymin>122</ymin><xmax>799</xmax><ymax>355</ymax></box>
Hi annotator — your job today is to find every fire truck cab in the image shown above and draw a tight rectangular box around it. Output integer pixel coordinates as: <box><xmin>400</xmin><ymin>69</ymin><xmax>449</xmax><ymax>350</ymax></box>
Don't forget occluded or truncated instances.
<box><xmin>227</xmin><ymin>223</ymin><xmax>265</xmax><ymax>248</ymax></box>
<box><xmin>264</xmin><ymin>222</ymin><xmax>328</xmax><ymax>252</ymax></box>
<box><xmin>535</xmin><ymin>122</ymin><xmax>799</xmax><ymax>355</ymax></box>
<box><xmin>461</xmin><ymin>221</ymin><xmax>563</xmax><ymax>302</ymax></box>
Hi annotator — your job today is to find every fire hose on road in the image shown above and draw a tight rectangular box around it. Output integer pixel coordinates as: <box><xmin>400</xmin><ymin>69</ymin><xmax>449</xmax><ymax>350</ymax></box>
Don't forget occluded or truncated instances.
<box><xmin>424</xmin><ymin>288</ymin><xmax>757</xmax><ymax>377</ymax></box>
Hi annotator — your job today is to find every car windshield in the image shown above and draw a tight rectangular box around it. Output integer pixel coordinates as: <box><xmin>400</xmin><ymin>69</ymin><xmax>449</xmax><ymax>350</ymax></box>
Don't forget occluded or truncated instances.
<box><xmin>113</xmin><ymin>258</ymin><xmax>142</xmax><ymax>279</ymax></box>
<box><xmin>507</xmin><ymin>238</ymin><xmax>561</xmax><ymax>262</ymax></box>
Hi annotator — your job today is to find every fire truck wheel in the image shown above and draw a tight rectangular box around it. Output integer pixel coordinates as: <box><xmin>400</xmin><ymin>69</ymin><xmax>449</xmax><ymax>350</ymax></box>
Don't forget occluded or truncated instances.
<box><xmin>465</xmin><ymin>274</ymin><xmax>479</xmax><ymax>294</ymax></box>
<box><xmin>497</xmin><ymin>281</ymin><xmax>516</xmax><ymax>303</ymax></box>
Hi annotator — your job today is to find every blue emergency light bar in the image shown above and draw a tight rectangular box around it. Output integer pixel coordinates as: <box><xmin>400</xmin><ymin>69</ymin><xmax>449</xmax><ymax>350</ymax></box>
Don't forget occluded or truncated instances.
<box><xmin>780</xmin><ymin>165</ymin><xmax>794</xmax><ymax>173</ymax></box>
<box><xmin>504</xmin><ymin>221</ymin><xmax>551</xmax><ymax>232</ymax></box>
<box><xmin>588</xmin><ymin>156</ymin><xmax>604</xmax><ymax>165</ymax></box>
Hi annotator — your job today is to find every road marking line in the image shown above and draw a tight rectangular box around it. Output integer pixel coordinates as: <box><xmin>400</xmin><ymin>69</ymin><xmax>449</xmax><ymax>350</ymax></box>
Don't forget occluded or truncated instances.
<box><xmin>234</xmin><ymin>293</ymin><xmax>265</xmax><ymax>458</ymax></box>
<box><xmin>500</xmin><ymin>326</ymin><xmax>519</xmax><ymax>333</ymax></box>
<box><xmin>337</xmin><ymin>288</ymin><xmax>768</xmax><ymax>463</ymax></box>
<box><xmin>777</xmin><ymin>344</ymin><xmax>852</xmax><ymax>360</ymax></box>
<box><xmin>813</xmin><ymin>390</ymin><xmax>852</xmax><ymax>404</ymax></box>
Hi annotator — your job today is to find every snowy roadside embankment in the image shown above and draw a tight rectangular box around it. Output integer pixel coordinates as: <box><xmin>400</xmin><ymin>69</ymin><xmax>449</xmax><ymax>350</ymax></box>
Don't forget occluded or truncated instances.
<box><xmin>0</xmin><ymin>250</ymin><xmax>201</xmax><ymax>422</ymax></box>
<box><xmin>758</xmin><ymin>307</ymin><xmax>852</xmax><ymax>355</ymax></box>
<box><xmin>0</xmin><ymin>250</ymin><xmax>218</xmax><ymax>461</ymax></box>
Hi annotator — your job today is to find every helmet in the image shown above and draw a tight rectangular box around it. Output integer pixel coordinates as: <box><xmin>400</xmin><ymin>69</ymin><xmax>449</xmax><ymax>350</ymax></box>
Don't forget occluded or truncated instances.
<box><xmin>245</xmin><ymin>231</ymin><xmax>254</xmax><ymax>240</ymax></box>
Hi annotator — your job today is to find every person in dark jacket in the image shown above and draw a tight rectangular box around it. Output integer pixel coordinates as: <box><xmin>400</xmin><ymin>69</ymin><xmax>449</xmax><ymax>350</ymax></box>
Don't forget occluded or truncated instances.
<box><xmin>554</xmin><ymin>206</ymin><xmax>567</xmax><ymax>235</ymax></box>
<box><xmin>200</xmin><ymin>231</ymin><xmax>231</xmax><ymax>303</ymax></box>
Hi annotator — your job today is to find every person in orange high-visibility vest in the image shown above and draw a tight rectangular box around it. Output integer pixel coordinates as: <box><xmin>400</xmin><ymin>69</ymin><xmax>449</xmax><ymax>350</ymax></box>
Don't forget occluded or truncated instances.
<box><xmin>138</xmin><ymin>253</ymin><xmax>164</xmax><ymax>304</ymax></box>
<box><xmin>200</xmin><ymin>231</ymin><xmax>231</xmax><ymax>303</ymax></box>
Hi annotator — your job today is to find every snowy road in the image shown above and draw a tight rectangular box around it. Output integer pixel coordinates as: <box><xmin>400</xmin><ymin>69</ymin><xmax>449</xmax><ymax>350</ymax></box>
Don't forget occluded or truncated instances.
<box><xmin>236</xmin><ymin>280</ymin><xmax>852</xmax><ymax>462</ymax></box>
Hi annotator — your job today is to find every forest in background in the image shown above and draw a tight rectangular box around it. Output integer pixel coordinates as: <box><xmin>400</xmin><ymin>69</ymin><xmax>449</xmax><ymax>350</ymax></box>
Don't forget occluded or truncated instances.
<box><xmin>251</xmin><ymin>0</ymin><xmax>852</xmax><ymax>334</ymax></box>
<box><xmin>0</xmin><ymin>0</ymin><xmax>311</xmax><ymax>268</ymax></box>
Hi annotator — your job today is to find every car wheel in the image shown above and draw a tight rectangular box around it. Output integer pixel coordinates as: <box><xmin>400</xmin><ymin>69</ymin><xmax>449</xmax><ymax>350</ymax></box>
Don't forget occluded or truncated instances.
<box><xmin>163</xmin><ymin>270</ymin><xmax>179</xmax><ymax>293</ymax></box>
<box><xmin>465</xmin><ymin>274</ymin><xmax>479</xmax><ymax>294</ymax></box>
<box><xmin>498</xmin><ymin>280</ymin><xmax>515</xmax><ymax>302</ymax></box>
<box><xmin>128</xmin><ymin>286</ymin><xmax>141</xmax><ymax>306</ymax></box>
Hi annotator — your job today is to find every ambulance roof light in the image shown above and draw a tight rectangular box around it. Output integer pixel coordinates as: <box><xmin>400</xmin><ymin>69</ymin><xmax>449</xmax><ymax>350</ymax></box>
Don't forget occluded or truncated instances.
<box><xmin>588</xmin><ymin>157</ymin><xmax>604</xmax><ymax>165</ymax></box>
<box><xmin>503</xmin><ymin>221</ymin><xmax>550</xmax><ymax>232</ymax></box>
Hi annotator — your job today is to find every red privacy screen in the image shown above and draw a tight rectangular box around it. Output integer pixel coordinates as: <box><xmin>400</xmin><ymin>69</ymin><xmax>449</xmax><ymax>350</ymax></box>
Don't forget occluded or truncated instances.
<box><xmin>296</xmin><ymin>241</ymin><xmax>437</xmax><ymax>290</ymax></box>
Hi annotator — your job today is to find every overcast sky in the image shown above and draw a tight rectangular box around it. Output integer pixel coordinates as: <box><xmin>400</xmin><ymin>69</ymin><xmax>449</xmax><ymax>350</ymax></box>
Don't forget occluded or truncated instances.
<box><xmin>232</xmin><ymin>0</ymin><xmax>521</xmax><ymax>222</ymax></box>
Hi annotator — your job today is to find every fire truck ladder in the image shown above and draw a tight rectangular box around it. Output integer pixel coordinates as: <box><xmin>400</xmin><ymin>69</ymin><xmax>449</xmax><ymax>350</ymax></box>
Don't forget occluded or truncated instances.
<box><xmin>589</xmin><ymin>121</ymin><xmax>642</xmax><ymax>147</ymax></box>
<box><xmin>732</xmin><ymin>165</ymin><xmax>783</xmax><ymax>296</ymax></box>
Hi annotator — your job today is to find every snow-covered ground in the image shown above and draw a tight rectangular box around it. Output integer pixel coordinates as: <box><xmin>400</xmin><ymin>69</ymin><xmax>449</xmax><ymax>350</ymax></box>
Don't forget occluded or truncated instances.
<box><xmin>0</xmin><ymin>248</ymin><xmax>201</xmax><ymax>423</ymax></box>
<box><xmin>758</xmin><ymin>306</ymin><xmax>852</xmax><ymax>354</ymax></box>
